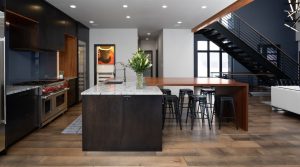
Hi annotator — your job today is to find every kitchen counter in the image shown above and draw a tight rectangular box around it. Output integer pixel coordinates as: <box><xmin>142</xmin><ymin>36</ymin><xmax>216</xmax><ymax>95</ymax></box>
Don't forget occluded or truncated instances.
<box><xmin>81</xmin><ymin>82</ymin><xmax>162</xmax><ymax>95</ymax></box>
<box><xmin>6</xmin><ymin>85</ymin><xmax>40</xmax><ymax>95</ymax></box>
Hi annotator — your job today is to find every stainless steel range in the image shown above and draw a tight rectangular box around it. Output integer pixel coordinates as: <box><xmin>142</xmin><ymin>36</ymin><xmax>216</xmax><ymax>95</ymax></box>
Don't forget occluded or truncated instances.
<box><xmin>15</xmin><ymin>80</ymin><xmax>69</xmax><ymax>127</ymax></box>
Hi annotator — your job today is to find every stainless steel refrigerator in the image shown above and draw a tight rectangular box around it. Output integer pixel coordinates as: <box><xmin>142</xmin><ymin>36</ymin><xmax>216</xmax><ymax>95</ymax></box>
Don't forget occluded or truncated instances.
<box><xmin>0</xmin><ymin>8</ymin><xmax>6</xmax><ymax>153</ymax></box>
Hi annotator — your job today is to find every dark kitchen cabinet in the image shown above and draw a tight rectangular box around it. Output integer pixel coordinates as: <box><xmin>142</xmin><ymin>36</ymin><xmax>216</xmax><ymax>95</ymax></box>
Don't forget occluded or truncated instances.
<box><xmin>37</xmin><ymin>5</ymin><xmax>64</xmax><ymax>51</ymax></box>
<box><xmin>6</xmin><ymin>0</ymin><xmax>66</xmax><ymax>51</ymax></box>
<box><xmin>6</xmin><ymin>88</ymin><xmax>39</xmax><ymax>147</ymax></box>
<box><xmin>67</xmin><ymin>78</ymin><xmax>78</xmax><ymax>107</ymax></box>
<box><xmin>0</xmin><ymin>0</ymin><xmax>4</xmax><ymax>11</ymax></box>
<box><xmin>6</xmin><ymin>11</ymin><xmax>38</xmax><ymax>50</ymax></box>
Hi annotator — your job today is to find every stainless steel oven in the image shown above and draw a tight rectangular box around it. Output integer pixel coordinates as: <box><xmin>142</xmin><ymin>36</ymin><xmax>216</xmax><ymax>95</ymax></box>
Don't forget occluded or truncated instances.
<box><xmin>41</xmin><ymin>88</ymin><xmax>68</xmax><ymax>127</ymax></box>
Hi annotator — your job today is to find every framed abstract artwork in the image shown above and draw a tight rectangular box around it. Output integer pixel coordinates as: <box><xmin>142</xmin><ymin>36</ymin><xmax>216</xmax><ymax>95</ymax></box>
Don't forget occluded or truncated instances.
<box><xmin>95</xmin><ymin>44</ymin><xmax>115</xmax><ymax>65</ymax></box>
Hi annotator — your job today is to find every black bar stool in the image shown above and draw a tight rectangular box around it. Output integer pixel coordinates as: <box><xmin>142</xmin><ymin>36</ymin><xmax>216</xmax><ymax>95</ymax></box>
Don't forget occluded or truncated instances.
<box><xmin>162</xmin><ymin>95</ymin><xmax>182</xmax><ymax>130</ymax></box>
<box><xmin>200</xmin><ymin>88</ymin><xmax>215</xmax><ymax>107</ymax></box>
<box><xmin>178</xmin><ymin>89</ymin><xmax>193</xmax><ymax>116</ymax></box>
<box><xmin>215</xmin><ymin>95</ymin><xmax>238</xmax><ymax>129</ymax></box>
<box><xmin>160</xmin><ymin>88</ymin><xmax>175</xmax><ymax>118</ymax></box>
<box><xmin>201</xmin><ymin>88</ymin><xmax>215</xmax><ymax>122</ymax></box>
<box><xmin>160</xmin><ymin>88</ymin><xmax>171</xmax><ymax>95</ymax></box>
<box><xmin>187</xmin><ymin>94</ymin><xmax>211</xmax><ymax>130</ymax></box>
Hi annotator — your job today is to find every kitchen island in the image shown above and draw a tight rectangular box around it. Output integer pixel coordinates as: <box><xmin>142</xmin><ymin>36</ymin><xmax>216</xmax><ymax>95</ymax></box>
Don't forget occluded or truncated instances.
<box><xmin>81</xmin><ymin>82</ymin><xmax>163</xmax><ymax>151</ymax></box>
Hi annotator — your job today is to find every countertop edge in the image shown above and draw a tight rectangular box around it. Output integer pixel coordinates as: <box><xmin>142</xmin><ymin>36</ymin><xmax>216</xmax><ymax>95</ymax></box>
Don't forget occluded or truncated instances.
<box><xmin>6</xmin><ymin>85</ymin><xmax>40</xmax><ymax>95</ymax></box>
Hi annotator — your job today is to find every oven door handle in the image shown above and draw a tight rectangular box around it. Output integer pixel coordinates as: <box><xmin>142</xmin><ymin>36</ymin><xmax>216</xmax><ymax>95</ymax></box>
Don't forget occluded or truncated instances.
<box><xmin>42</xmin><ymin>88</ymin><xmax>69</xmax><ymax>100</ymax></box>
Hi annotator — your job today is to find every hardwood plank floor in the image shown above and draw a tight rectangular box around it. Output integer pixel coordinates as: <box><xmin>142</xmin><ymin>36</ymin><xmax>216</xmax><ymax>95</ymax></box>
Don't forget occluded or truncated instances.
<box><xmin>1</xmin><ymin>96</ymin><xmax>300</xmax><ymax>166</ymax></box>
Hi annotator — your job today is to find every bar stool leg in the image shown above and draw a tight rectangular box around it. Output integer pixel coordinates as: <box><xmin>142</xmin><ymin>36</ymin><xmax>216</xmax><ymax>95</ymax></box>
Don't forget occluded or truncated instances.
<box><xmin>219</xmin><ymin>100</ymin><xmax>224</xmax><ymax>129</ymax></box>
<box><xmin>205</xmin><ymin>101</ymin><xmax>211</xmax><ymax>129</ymax></box>
<box><xmin>191</xmin><ymin>100</ymin><xmax>195</xmax><ymax>130</ymax></box>
<box><xmin>180</xmin><ymin>94</ymin><xmax>184</xmax><ymax>116</ymax></box>
<box><xmin>186</xmin><ymin>98</ymin><xmax>191</xmax><ymax>123</ymax></box>
<box><xmin>175</xmin><ymin>98</ymin><xmax>182</xmax><ymax>130</ymax></box>
<box><xmin>230</xmin><ymin>99</ymin><xmax>238</xmax><ymax>130</ymax></box>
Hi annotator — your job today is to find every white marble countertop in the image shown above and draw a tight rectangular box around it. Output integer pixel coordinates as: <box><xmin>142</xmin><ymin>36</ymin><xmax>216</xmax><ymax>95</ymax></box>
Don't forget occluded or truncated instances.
<box><xmin>81</xmin><ymin>82</ymin><xmax>162</xmax><ymax>95</ymax></box>
<box><xmin>273</xmin><ymin>86</ymin><xmax>300</xmax><ymax>91</ymax></box>
<box><xmin>6</xmin><ymin>85</ymin><xmax>40</xmax><ymax>95</ymax></box>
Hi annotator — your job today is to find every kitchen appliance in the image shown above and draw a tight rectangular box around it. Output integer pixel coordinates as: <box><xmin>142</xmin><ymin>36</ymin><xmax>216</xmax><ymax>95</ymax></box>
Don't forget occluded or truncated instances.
<box><xmin>0</xmin><ymin>7</ymin><xmax>5</xmax><ymax>153</ymax></box>
<box><xmin>15</xmin><ymin>80</ymin><xmax>69</xmax><ymax>127</ymax></box>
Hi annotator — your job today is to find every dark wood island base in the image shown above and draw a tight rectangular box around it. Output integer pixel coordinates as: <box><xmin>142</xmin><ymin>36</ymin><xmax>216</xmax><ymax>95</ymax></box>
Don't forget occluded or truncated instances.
<box><xmin>82</xmin><ymin>84</ymin><xmax>163</xmax><ymax>151</ymax></box>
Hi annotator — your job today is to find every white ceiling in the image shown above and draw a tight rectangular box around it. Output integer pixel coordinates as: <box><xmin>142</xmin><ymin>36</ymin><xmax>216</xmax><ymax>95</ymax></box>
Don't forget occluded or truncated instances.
<box><xmin>46</xmin><ymin>0</ymin><xmax>236</xmax><ymax>39</ymax></box>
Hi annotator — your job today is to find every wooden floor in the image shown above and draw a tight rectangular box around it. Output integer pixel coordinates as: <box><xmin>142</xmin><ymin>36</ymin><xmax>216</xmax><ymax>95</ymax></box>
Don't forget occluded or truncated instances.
<box><xmin>1</xmin><ymin>96</ymin><xmax>300</xmax><ymax>166</ymax></box>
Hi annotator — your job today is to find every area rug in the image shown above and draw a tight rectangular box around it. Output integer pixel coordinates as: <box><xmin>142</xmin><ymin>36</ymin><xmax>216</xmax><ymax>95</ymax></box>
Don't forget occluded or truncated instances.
<box><xmin>62</xmin><ymin>115</ymin><xmax>82</xmax><ymax>134</ymax></box>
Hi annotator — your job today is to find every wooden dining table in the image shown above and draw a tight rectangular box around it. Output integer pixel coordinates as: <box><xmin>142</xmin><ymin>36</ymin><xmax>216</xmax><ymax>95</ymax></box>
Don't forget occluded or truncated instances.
<box><xmin>145</xmin><ymin>77</ymin><xmax>249</xmax><ymax>131</ymax></box>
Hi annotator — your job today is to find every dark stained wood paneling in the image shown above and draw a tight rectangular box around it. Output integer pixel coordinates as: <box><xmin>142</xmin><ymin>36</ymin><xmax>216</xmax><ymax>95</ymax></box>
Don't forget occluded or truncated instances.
<box><xmin>82</xmin><ymin>95</ymin><xmax>162</xmax><ymax>151</ymax></box>
<box><xmin>82</xmin><ymin>96</ymin><xmax>123</xmax><ymax>150</ymax></box>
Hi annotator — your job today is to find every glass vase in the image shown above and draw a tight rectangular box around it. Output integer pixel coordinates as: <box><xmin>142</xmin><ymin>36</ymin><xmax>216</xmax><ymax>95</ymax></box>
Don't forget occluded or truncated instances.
<box><xmin>136</xmin><ymin>72</ymin><xmax>144</xmax><ymax>89</ymax></box>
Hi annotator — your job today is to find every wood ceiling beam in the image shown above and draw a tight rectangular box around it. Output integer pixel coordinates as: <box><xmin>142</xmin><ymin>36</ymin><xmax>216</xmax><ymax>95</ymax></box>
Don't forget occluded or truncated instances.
<box><xmin>192</xmin><ymin>0</ymin><xmax>253</xmax><ymax>33</ymax></box>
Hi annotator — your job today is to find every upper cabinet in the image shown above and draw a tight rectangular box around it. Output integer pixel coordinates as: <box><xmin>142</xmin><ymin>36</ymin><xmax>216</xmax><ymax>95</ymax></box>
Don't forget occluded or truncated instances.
<box><xmin>37</xmin><ymin>5</ymin><xmax>64</xmax><ymax>51</ymax></box>
<box><xmin>6</xmin><ymin>0</ymin><xmax>77</xmax><ymax>51</ymax></box>
<box><xmin>6</xmin><ymin>11</ymin><xmax>38</xmax><ymax>50</ymax></box>
<box><xmin>0</xmin><ymin>0</ymin><xmax>4</xmax><ymax>11</ymax></box>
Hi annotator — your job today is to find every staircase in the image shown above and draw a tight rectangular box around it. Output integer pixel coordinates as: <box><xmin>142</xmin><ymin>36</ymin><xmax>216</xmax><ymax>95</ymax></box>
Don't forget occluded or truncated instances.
<box><xmin>198</xmin><ymin>13</ymin><xmax>300</xmax><ymax>84</ymax></box>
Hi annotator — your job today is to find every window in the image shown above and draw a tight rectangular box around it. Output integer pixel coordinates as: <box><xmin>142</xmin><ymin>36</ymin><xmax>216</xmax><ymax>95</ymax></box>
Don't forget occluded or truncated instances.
<box><xmin>197</xmin><ymin>53</ymin><xmax>207</xmax><ymax>77</ymax></box>
<box><xmin>196</xmin><ymin>40</ymin><xmax>231</xmax><ymax>77</ymax></box>
<box><xmin>210</xmin><ymin>52</ymin><xmax>220</xmax><ymax>77</ymax></box>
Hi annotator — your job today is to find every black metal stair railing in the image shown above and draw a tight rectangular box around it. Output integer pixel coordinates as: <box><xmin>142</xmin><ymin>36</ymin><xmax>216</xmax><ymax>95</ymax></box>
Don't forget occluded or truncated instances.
<box><xmin>219</xmin><ymin>13</ymin><xmax>300</xmax><ymax>79</ymax></box>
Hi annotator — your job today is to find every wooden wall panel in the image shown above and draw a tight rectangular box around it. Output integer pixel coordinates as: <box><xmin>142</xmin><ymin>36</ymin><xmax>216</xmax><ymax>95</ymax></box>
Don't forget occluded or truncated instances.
<box><xmin>59</xmin><ymin>35</ymin><xmax>77</xmax><ymax>77</ymax></box>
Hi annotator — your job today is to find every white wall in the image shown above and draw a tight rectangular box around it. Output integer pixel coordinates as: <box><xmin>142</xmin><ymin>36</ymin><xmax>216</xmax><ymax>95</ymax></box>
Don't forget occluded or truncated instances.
<box><xmin>89</xmin><ymin>29</ymin><xmax>138</xmax><ymax>87</ymax></box>
<box><xmin>139</xmin><ymin>40</ymin><xmax>157</xmax><ymax>77</ymax></box>
<box><xmin>163</xmin><ymin>29</ymin><xmax>194</xmax><ymax>77</ymax></box>
<box><xmin>162</xmin><ymin>29</ymin><xmax>194</xmax><ymax>95</ymax></box>
<box><xmin>157</xmin><ymin>31</ymin><xmax>163</xmax><ymax>77</ymax></box>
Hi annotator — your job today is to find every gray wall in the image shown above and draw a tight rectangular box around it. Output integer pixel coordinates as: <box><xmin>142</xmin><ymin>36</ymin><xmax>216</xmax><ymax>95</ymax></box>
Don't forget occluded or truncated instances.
<box><xmin>236</xmin><ymin>0</ymin><xmax>298</xmax><ymax>61</ymax></box>
<box><xmin>6</xmin><ymin>49</ymin><xmax>38</xmax><ymax>84</ymax></box>
<box><xmin>39</xmin><ymin>51</ymin><xmax>57</xmax><ymax>79</ymax></box>
<box><xmin>6</xmin><ymin>49</ymin><xmax>57</xmax><ymax>84</ymax></box>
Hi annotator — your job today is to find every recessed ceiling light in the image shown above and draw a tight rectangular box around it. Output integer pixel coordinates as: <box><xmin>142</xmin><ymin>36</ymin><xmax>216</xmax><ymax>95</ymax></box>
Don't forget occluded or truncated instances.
<box><xmin>126</xmin><ymin>16</ymin><xmax>131</xmax><ymax>19</ymax></box>
<box><xmin>89</xmin><ymin>20</ymin><xmax>95</xmax><ymax>24</ymax></box>
<box><xmin>147</xmin><ymin>33</ymin><xmax>151</xmax><ymax>36</ymax></box>
<box><xmin>201</xmin><ymin>6</ymin><xmax>207</xmax><ymax>9</ymax></box>
<box><xmin>177</xmin><ymin>21</ymin><xmax>182</xmax><ymax>24</ymax></box>
<box><xmin>70</xmin><ymin>5</ymin><xmax>76</xmax><ymax>8</ymax></box>
<box><xmin>146</xmin><ymin>38</ymin><xmax>149</xmax><ymax>40</ymax></box>
<box><xmin>162</xmin><ymin>5</ymin><xmax>168</xmax><ymax>9</ymax></box>
<box><xmin>123</xmin><ymin>4</ymin><xmax>128</xmax><ymax>8</ymax></box>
